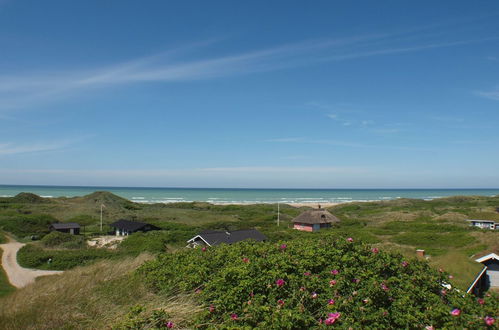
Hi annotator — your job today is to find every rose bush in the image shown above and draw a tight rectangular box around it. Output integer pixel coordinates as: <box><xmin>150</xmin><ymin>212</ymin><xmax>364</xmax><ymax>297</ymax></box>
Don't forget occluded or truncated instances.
<box><xmin>139</xmin><ymin>237</ymin><xmax>498</xmax><ymax>329</ymax></box>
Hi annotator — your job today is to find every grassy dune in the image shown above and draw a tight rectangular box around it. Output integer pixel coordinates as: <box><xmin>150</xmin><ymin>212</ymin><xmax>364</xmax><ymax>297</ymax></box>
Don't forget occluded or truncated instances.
<box><xmin>0</xmin><ymin>254</ymin><xmax>187</xmax><ymax>329</ymax></box>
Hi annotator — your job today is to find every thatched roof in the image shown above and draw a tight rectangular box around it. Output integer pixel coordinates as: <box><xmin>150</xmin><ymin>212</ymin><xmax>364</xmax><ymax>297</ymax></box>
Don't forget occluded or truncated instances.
<box><xmin>292</xmin><ymin>209</ymin><xmax>340</xmax><ymax>224</ymax></box>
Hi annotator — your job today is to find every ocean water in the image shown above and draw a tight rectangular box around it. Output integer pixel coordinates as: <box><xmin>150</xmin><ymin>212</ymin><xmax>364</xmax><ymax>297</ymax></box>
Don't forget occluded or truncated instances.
<box><xmin>0</xmin><ymin>185</ymin><xmax>498</xmax><ymax>204</ymax></box>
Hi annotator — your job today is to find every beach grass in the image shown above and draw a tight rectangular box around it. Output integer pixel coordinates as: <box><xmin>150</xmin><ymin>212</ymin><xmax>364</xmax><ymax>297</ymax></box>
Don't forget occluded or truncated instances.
<box><xmin>0</xmin><ymin>254</ymin><xmax>173</xmax><ymax>329</ymax></box>
<box><xmin>0</xmin><ymin>233</ymin><xmax>16</xmax><ymax>298</ymax></box>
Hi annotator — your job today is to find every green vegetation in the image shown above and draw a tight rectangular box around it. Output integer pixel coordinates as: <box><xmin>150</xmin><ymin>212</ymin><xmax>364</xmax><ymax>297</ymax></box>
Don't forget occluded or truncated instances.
<box><xmin>136</xmin><ymin>237</ymin><xmax>498</xmax><ymax>328</ymax></box>
<box><xmin>41</xmin><ymin>231</ymin><xmax>86</xmax><ymax>249</ymax></box>
<box><xmin>0</xmin><ymin>249</ymin><xmax>15</xmax><ymax>298</ymax></box>
<box><xmin>17</xmin><ymin>244</ymin><xmax>117</xmax><ymax>270</ymax></box>
<box><xmin>0</xmin><ymin>254</ymin><xmax>175</xmax><ymax>329</ymax></box>
<box><xmin>0</xmin><ymin>192</ymin><xmax>498</xmax><ymax>296</ymax></box>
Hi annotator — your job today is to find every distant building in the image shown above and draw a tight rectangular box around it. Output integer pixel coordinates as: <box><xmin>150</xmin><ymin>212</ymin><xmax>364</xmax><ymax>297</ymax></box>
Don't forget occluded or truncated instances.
<box><xmin>109</xmin><ymin>219</ymin><xmax>160</xmax><ymax>236</ymax></box>
<box><xmin>49</xmin><ymin>223</ymin><xmax>80</xmax><ymax>235</ymax></box>
<box><xmin>467</xmin><ymin>253</ymin><xmax>499</xmax><ymax>295</ymax></box>
<box><xmin>292</xmin><ymin>208</ymin><xmax>340</xmax><ymax>232</ymax></box>
<box><xmin>186</xmin><ymin>229</ymin><xmax>266</xmax><ymax>248</ymax></box>
<box><xmin>467</xmin><ymin>219</ymin><xmax>498</xmax><ymax>230</ymax></box>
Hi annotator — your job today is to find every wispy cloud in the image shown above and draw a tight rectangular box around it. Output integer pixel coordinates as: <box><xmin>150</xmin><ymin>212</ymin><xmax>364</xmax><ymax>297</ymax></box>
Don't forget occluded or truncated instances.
<box><xmin>476</xmin><ymin>87</ymin><xmax>499</xmax><ymax>101</ymax></box>
<box><xmin>267</xmin><ymin>136</ymin><xmax>431</xmax><ymax>151</ymax></box>
<box><xmin>0</xmin><ymin>141</ymin><xmax>68</xmax><ymax>155</ymax></box>
<box><xmin>0</xmin><ymin>136</ymin><xmax>91</xmax><ymax>155</ymax></box>
<box><xmin>1</xmin><ymin>24</ymin><xmax>497</xmax><ymax>110</ymax></box>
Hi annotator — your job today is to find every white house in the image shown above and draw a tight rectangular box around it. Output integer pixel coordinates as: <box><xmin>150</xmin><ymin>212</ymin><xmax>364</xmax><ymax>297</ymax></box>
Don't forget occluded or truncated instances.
<box><xmin>466</xmin><ymin>219</ymin><xmax>498</xmax><ymax>230</ymax></box>
<box><xmin>467</xmin><ymin>253</ymin><xmax>499</xmax><ymax>295</ymax></box>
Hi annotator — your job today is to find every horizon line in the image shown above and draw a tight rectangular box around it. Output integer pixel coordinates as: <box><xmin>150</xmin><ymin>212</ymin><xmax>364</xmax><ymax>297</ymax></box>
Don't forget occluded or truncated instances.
<box><xmin>1</xmin><ymin>184</ymin><xmax>499</xmax><ymax>191</ymax></box>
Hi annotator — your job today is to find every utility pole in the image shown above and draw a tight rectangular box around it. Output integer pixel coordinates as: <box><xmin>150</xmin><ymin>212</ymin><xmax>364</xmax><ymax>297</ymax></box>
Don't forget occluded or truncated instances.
<box><xmin>100</xmin><ymin>204</ymin><xmax>106</xmax><ymax>232</ymax></box>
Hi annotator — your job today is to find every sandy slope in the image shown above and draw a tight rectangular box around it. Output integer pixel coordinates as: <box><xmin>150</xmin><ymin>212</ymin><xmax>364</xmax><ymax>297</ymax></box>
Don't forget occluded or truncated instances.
<box><xmin>0</xmin><ymin>237</ymin><xmax>62</xmax><ymax>288</ymax></box>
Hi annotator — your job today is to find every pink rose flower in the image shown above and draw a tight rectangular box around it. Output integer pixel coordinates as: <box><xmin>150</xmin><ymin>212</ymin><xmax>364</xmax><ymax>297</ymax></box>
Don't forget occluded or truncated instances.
<box><xmin>450</xmin><ymin>308</ymin><xmax>461</xmax><ymax>316</ymax></box>
<box><xmin>280</xmin><ymin>244</ymin><xmax>287</xmax><ymax>250</ymax></box>
<box><xmin>166</xmin><ymin>321</ymin><xmax>174</xmax><ymax>328</ymax></box>
<box><xmin>325</xmin><ymin>312</ymin><xmax>340</xmax><ymax>325</ymax></box>
<box><xmin>242</xmin><ymin>257</ymin><xmax>249</xmax><ymax>263</ymax></box>
<box><xmin>352</xmin><ymin>278</ymin><xmax>360</xmax><ymax>283</ymax></box>
<box><xmin>276</xmin><ymin>279</ymin><xmax>285</xmax><ymax>287</ymax></box>
<box><xmin>425</xmin><ymin>326</ymin><xmax>435</xmax><ymax>330</ymax></box>
<box><xmin>371</xmin><ymin>247</ymin><xmax>379</xmax><ymax>254</ymax></box>
<box><xmin>347</xmin><ymin>237</ymin><xmax>354</xmax><ymax>242</ymax></box>
<box><xmin>304</xmin><ymin>272</ymin><xmax>311</xmax><ymax>276</ymax></box>
<box><xmin>311</xmin><ymin>292</ymin><xmax>318</xmax><ymax>299</ymax></box>
<box><xmin>401</xmin><ymin>261</ymin><xmax>409</xmax><ymax>267</ymax></box>
<box><xmin>277</xmin><ymin>299</ymin><xmax>285</xmax><ymax>306</ymax></box>
<box><xmin>329</xmin><ymin>280</ymin><xmax>337</xmax><ymax>287</ymax></box>
<box><xmin>484</xmin><ymin>316</ymin><xmax>495</xmax><ymax>326</ymax></box>
<box><xmin>478</xmin><ymin>298</ymin><xmax>485</xmax><ymax>305</ymax></box>
<box><xmin>230</xmin><ymin>313</ymin><xmax>238</xmax><ymax>320</ymax></box>
<box><xmin>331</xmin><ymin>269</ymin><xmax>339</xmax><ymax>275</ymax></box>
<box><xmin>381</xmin><ymin>283</ymin><xmax>389</xmax><ymax>291</ymax></box>
<box><xmin>328</xmin><ymin>299</ymin><xmax>335</xmax><ymax>305</ymax></box>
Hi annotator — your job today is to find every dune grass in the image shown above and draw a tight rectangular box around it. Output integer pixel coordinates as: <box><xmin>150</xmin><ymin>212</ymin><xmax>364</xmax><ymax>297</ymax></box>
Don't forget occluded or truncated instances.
<box><xmin>0</xmin><ymin>254</ymin><xmax>192</xmax><ymax>329</ymax></box>
<box><xmin>0</xmin><ymin>247</ymin><xmax>15</xmax><ymax>298</ymax></box>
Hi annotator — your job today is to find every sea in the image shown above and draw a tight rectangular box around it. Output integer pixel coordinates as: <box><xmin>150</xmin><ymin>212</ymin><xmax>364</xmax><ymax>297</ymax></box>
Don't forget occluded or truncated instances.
<box><xmin>0</xmin><ymin>185</ymin><xmax>498</xmax><ymax>205</ymax></box>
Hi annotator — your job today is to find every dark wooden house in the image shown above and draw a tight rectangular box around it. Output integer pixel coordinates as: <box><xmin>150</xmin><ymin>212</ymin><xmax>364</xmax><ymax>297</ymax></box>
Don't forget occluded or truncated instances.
<box><xmin>109</xmin><ymin>219</ymin><xmax>160</xmax><ymax>236</ymax></box>
<box><xmin>49</xmin><ymin>222</ymin><xmax>81</xmax><ymax>235</ymax></box>
<box><xmin>186</xmin><ymin>229</ymin><xmax>266</xmax><ymax>247</ymax></box>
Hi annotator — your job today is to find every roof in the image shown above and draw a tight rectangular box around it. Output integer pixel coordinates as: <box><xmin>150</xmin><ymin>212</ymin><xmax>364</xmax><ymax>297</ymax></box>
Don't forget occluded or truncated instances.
<box><xmin>292</xmin><ymin>209</ymin><xmax>340</xmax><ymax>224</ymax></box>
<box><xmin>109</xmin><ymin>219</ymin><xmax>158</xmax><ymax>231</ymax></box>
<box><xmin>467</xmin><ymin>266</ymin><xmax>488</xmax><ymax>293</ymax></box>
<box><xmin>475</xmin><ymin>253</ymin><xmax>499</xmax><ymax>263</ymax></box>
<box><xmin>187</xmin><ymin>229</ymin><xmax>266</xmax><ymax>246</ymax></box>
<box><xmin>467</xmin><ymin>219</ymin><xmax>497</xmax><ymax>224</ymax></box>
<box><xmin>50</xmin><ymin>222</ymin><xmax>80</xmax><ymax>229</ymax></box>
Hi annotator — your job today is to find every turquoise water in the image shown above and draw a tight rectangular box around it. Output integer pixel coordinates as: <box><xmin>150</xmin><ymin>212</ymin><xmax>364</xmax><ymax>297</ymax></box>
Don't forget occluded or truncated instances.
<box><xmin>0</xmin><ymin>185</ymin><xmax>498</xmax><ymax>204</ymax></box>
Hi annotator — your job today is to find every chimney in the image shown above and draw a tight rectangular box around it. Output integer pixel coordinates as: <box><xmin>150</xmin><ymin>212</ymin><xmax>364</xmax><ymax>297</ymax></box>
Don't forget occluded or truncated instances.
<box><xmin>416</xmin><ymin>249</ymin><xmax>425</xmax><ymax>258</ymax></box>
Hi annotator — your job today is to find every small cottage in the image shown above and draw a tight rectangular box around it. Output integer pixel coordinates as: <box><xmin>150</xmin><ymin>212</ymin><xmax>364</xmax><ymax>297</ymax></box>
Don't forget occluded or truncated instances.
<box><xmin>186</xmin><ymin>229</ymin><xmax>266</xmax><ymax>248</ymax></box>
<box><xmin>109</xmin><ymin>219</ymin><xmax>160</xmax><ymax>236</ymax></box>
<box><xmin>49</xmin><ymin>222</ymin><xmax>80</xmax><ymax>235</ymax></box>
<box><xmin>467</xmin><ymin>253</ymin><xmax>499</xmax><ymax>295</ymax></box>
<box><xmin>467</xmin><ymin>219</ymin><xmax>498</xmax><ymax>230</ymax></box>
<box><xmin>292</xmin><ymin>208</ymin><xmax>340</xmax><ymax>232</ymax></box>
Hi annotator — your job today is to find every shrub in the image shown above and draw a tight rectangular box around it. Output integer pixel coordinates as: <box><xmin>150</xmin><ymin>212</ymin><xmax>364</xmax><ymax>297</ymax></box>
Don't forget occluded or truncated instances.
<box><xmin>41</xmin><ymin>231</ymin><xmax>86</xmax><ymax>249</ymax></box>
<box><xmin>17</xmin><ymin>245</ymin><xmax>116</xmax><ymax>270</ymax></box>
<box><xmin>0</xmin><ymin>214</ymin><xmax>56</xmax><ymax>238</ymax></box>
<box><xmin>139</xmin><ymin>237</ymin><xmax>498</xmax><ymax>329</ymax></box>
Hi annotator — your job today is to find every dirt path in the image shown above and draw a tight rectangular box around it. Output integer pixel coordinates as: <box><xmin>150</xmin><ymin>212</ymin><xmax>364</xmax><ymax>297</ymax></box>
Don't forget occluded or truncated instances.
<box><xmin>0</xmin><ymin>236</ymin><xmax>63</xmax><ymax>288</ymax></box>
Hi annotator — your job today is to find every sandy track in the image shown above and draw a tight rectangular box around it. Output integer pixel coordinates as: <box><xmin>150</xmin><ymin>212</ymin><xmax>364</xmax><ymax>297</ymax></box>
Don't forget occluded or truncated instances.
<box><xmin>0</xmin><ymin>237</ymin><xmax>63</xmax><ymax>288</ymax></box>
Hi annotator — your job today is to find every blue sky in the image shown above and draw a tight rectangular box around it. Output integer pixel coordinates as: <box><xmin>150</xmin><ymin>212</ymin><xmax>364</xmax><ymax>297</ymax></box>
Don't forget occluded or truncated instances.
<box><xmin>1</xmin><ymin>1</ymin><xmax>499</xmax><ymax>188</ymax></box>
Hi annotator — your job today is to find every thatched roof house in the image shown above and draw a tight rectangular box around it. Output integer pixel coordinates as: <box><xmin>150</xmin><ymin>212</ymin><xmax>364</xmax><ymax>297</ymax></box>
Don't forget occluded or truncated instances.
<box><xmin>292</xmin><ymin>207</ymin><xmax>340</xmax><ymax>232</ymax></box>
